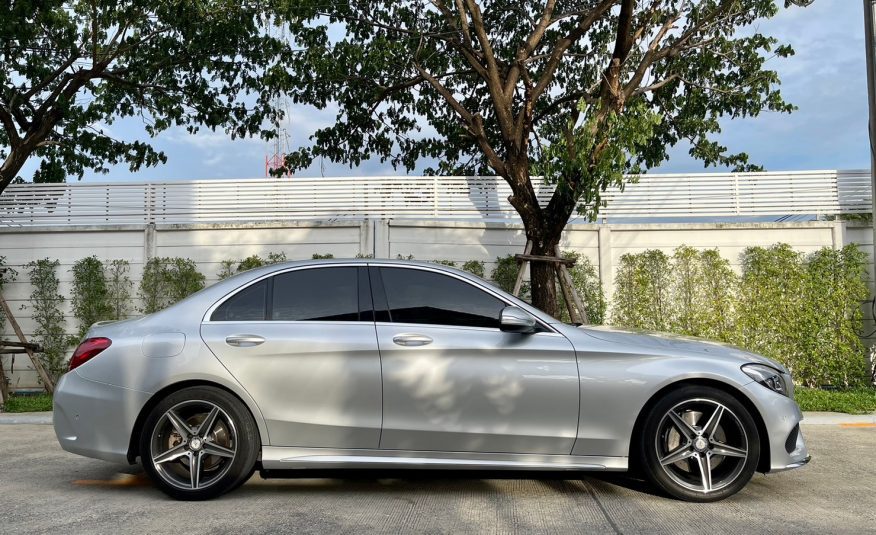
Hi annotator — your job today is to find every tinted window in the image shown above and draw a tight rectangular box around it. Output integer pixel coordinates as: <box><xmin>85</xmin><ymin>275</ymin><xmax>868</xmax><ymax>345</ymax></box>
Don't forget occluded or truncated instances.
<box><xmin>272</xmin><ymin>267</ymin><xmax>359</xmax><ymax>321</ymax></box>
<box><xmin>380</xmin><ymin>267</ymin><xmax>504</xmax><ymax>328</ymax></box>
<box><xmin>211</xmin><ymin>280</ymin><xmax>267</xmax><ymax>321</ymax></box>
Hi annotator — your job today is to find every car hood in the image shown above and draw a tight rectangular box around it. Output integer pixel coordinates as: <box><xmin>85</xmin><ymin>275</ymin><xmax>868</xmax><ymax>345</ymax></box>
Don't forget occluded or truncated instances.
<box><xmin>577</xmin><ymin>325</ymin><xmax>788</xmax><ymax>373</ymax></box>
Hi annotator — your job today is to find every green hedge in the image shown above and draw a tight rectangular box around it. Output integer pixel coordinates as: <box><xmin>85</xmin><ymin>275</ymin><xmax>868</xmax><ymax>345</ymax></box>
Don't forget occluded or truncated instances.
<box><xmin>612</xmin><ymin>244</ymin><xmax>871</xmax><ymax>388</ymax></box>
<box><xmin>3</xmin><ymin>246</ymin><xmax>871</xmax><ymax>390</ymax></box>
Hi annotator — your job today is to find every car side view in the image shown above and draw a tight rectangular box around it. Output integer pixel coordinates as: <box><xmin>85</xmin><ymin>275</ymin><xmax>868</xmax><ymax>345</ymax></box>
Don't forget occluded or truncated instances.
<box><xmin>53</xmin><ymin>259</ymin><xmax>809</xmax><ymax>501</ymax></box>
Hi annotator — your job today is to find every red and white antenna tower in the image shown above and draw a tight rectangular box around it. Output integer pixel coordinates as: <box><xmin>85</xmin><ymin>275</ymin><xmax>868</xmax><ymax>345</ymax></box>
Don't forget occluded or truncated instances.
<box><xmin>265</xmin><ymin>18</ymin><xmax>293</xmax><ymax>178</ymax></box>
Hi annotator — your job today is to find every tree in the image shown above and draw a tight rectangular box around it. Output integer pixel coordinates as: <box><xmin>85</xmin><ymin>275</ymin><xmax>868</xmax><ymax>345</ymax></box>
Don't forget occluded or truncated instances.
<box><xmin>0</xmin><ymin>0</ymin><xmax>292</xmax><ymax>192</ymax></box>
<box><xmin>275</xmin><ymin>0</ymin><xmax>801</xmax><ymax>316</ymax></box>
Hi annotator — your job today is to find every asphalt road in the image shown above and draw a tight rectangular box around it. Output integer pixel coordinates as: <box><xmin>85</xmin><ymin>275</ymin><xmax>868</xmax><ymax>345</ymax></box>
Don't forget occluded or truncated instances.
<box><xmin>0</xmin><ymin>424</ymin><xmax>873</xmax><ymax>534</ymax></box>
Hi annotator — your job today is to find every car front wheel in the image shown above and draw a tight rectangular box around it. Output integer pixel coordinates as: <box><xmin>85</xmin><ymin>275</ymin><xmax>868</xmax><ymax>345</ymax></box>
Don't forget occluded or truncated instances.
<box><xmin>641</xmin><ymin>385</ymin><xmax>760</xmax><ymax>502</ymax></box>
<box><xmin>140</xmin><ymin>386</ymin><xmax>258</xmax><ymax>500</ymax></box>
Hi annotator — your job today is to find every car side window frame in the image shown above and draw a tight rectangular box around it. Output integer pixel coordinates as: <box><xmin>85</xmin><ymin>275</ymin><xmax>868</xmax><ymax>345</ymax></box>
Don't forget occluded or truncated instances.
<box><xmin>204</xmin><ymin>263</ymin><xmax>373</xmax><ymax>323</ymax></box>
<box><xmin>371</xmin><ymin>264</ymin><xmax>552</xmax><ymax>333</ymax></box>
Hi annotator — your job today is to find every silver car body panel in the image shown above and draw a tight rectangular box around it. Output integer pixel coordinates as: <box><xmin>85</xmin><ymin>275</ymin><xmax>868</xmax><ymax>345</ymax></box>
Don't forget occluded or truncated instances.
<box><xmin>260</xmin><ymin>446</ymin><xmax>627</xmax><ymax>471</ymax></box>
<box><xmin>376</xmin><ymin>322</ymin><xmax>578</xmax><ymax>454</ymax></box>
<box><xmin>202</xmin><ymin>320</ymin><xmax>382</xmax><ymax>448</ymax></box>
<box><xmin>53</xmin><ymin>259</ymin><xmax>809</xmax><ymax>474</ymax></box>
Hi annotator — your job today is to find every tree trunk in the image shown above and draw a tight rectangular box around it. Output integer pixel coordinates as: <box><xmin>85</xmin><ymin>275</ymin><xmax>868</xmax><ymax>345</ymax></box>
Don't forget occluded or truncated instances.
<box><xmin>502</xmin><ymin>155</ymin><xmax>568</xmax><ymax>318</ymax></box>
<box><xmin>525</xmin><ymin>227</ymin><xmax>561</xmax><ymax>318</ymax></box>
<box><xmin>0</xmin><ymin>146</ymin><xmax>30</xmax><ymax>194</ymax></box>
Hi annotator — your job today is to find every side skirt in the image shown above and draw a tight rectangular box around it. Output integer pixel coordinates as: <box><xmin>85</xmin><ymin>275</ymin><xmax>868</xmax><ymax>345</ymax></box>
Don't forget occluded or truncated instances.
<box><xmin>260</xmin><ymin>446</ymin><xmax>628</xmax><ymax>472</ymax></box>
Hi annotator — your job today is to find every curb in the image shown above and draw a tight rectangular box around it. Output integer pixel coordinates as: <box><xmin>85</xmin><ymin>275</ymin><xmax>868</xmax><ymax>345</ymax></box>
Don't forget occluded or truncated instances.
<box><xmin>0</xmin><ymin>411</ymin><xmax>874</xmax><ymax>426</ymax></box>
<box><xmin>801</xmin><ymin>411</ymin><xmax>876</xmax><ymax>425</ymax></box>
<box><xmin>0</xmin><ymin>412</ymin><xmax>53</xmax><ymax>425</ymax></box>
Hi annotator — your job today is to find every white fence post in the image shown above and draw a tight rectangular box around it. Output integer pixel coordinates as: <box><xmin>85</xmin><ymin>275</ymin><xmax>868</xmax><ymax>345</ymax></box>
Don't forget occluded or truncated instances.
<box><xmin>598</xmin><ymin>226</ymin><xmax>613</xmax><ymax>302</ymax></box>
<box><xmin>144</xmin><ymin>224</ymin><xmax>157</xmax><ymax>262</ymax></box>
<box><xmin>374</xmin><ymin>219</ymin><xmax>391</xmax><ymax>258</ymax></box>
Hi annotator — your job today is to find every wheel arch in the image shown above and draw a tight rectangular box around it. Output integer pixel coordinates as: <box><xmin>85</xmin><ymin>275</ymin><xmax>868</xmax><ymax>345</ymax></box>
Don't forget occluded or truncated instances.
<box><xmin>628</xmin><ymin>378</ymin><xmax>771</xmax><ymax>474</ymax></box>
<box><xmin>127</xmin><ymin>379</ymin><xmax>265</xmax><ymax>464</ymax></box>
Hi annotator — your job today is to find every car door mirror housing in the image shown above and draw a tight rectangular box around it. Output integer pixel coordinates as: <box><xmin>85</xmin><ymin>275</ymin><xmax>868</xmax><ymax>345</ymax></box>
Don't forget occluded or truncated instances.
<box><xmin>500</xmin><ymin>306</ymin><xmax>537</xmax><ymax>333</ymax></box>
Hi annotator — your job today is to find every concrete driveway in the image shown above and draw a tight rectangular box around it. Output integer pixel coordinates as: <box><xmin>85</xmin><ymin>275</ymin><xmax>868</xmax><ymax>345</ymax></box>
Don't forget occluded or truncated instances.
<box><xmin>0</xmin><ymin>423</ymin><xmax>873</xmax><ymax>534</ymax></box>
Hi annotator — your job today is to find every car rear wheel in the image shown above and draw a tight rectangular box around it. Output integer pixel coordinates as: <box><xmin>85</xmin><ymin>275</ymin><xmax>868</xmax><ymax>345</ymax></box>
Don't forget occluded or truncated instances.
<box><xmin>140</xmin><ymin>386</ymin><xmax>258</xmax><ymax>500</ymax></box>
<box><xmin>641</xmin><ymin>385</ymin><xmax>760</xmax><ymax>502</ymax></box>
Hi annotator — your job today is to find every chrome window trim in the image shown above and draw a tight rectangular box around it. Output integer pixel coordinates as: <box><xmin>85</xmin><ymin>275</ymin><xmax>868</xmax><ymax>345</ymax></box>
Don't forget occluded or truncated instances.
<box><xmin>201</xmin><ymin>261</ymin><xmax>557</xmax><ymax>334</ymax></box>
<box><xmin>374</xmin><ymin>321</ymin><xmax>564</xmax><ymax>337</ymax></box>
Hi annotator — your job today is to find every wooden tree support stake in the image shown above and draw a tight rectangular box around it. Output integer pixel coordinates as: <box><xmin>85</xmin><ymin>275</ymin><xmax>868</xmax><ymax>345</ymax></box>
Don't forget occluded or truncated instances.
<box><xmin>0</xmin><ymin>354</ymin><xmax>9</xmax><ymax>405</ymax></box>
<box><xmin>513</xmin><ymin>240</ymin><xmax>589</xmax><ymax>325</ymax></box>
<box><xmin>0</xmin><ymin>294</ymin><xmax>54</xmax><ymax>395</ymax></box>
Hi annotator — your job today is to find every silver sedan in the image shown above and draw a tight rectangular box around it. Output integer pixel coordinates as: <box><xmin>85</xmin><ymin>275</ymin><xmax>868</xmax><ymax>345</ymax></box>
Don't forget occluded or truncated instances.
<box><xmin>54</xmin><ymin>259</ymin><xmax>809</xmax><ymax>501</ymax></box>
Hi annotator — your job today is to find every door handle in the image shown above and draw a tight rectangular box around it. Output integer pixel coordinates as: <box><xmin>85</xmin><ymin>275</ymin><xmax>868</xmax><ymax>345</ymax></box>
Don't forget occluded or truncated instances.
<box><xmin>392</xmin><ymin>333</ymin><xmax>433</xmax><ymax>347</ymax></box>
<box><xmin>225</xmin><ymin>334</ymin><xmax>265</xmax><ymax>347</ymax></box>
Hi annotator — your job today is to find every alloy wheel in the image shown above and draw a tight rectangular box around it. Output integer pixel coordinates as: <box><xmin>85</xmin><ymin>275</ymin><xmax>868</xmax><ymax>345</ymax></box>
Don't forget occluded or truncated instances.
<box><xmin>149</xmin><ymin>400</ymin><xmax>238</xmax><ymax>490</ymax></box>
<box><xmin>654</xmin><ymin>398</ymin><xmax>749</xmax><ymax>494</ymax></box>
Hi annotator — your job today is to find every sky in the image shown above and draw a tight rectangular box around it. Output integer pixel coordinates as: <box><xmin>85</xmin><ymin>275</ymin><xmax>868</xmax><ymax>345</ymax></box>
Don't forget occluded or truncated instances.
<box><xmin>16</xmin><ymin>0</ymin><xmax>871</xmax><ymax>182</ymax></box>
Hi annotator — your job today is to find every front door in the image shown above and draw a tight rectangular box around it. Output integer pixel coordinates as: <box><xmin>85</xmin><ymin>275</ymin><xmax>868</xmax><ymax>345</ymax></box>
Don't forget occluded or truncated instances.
<box><xmin>371</xmin><ymin>266</ymin><xmax>579</xmax><ymax>455</ymax></box>
<box><xmin>200</xmin><ymin>265</ymin><xmax>382</xmax><ymax>449</ymax></box>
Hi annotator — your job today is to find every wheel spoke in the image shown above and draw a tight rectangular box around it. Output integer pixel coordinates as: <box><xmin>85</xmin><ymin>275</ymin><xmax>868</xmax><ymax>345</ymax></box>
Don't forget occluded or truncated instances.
<box><xmin>695</xmin><ymin>453</ymin><xmax>713</xmax><ymax>492</ymax></box>
<box><xmin>702</xmin><ymin>405</ymin><xmax>725</xmax><ymax>438</ymax></box>
<box><xmin>153</xmin><ymin>443</ymin><xmax>188</xmax><ymax>465</ymax></box>
<box><xmin>659</xmin><ymin>445</ymin><xmax>694</xmax><ymax>466</ymax></box>
<box><xmin>165</xmin><ymin>410</ymin><xmax>193</xmax><ymax>440</ymax></box>
<box><xmin>711</xmin><ymin>442</ymin><xmax>747</xmax><ymax>459</ymax></box>
<box><xmin>190</xmin><ymin>451</ymin><xmax>203</xmax><ymax>489</ymax></box>
<box><xmin>667</xmin><ymin>410</ymin><xmax>697</xmax><ymax>440</ymax></box>
<box><xmin>198</xmin><ymin>406</ymin><xmax>220</xmax><ymax>438</ymax></box>
<box><xmin>203</xmin><ymin>441</ymin><xmax>235</xmax><ymax>459</ymax></box>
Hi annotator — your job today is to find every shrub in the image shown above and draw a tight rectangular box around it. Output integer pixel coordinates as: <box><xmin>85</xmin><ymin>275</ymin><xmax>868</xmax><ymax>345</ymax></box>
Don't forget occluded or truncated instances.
<box><xmin>431</xmin><ymin>259</ymin><xmax>456</xmax><ymax>267</ymax></box>
<box><xmin>491</xmin><ymin>254</ymin><xmax>528</xmax><ymax>300</ymax></box>
<box><xmin>140</xmin><ymin>257</ymin><xmax>205</xmax><ymax>313</ymax></box>
<box><xmin>0</xmin><ymin>256</ymin><xmax>17</xmax><ymax>335</ymax></box>
<box><xmin>611</xmin><ymin>250</ymin><xmax>672</xmax><ymax>331</ymax></box>
<box><xmin>796</xmin><ymin>246</ymin><xmax>870</xmax><ymax>387</ymax></box>
<box><xmin>105</xmin><ymin>259</ymin><xmax>132</xmax><ymax>321</ymax></box>
<box><xmin>69</xmin><ymin>256</ymin><xmax>112</xmax><ymax>338</ymax></box>
<box><xmin>667</xmin><ymin>246</ymin><xmax>737</xmax><ymax>340</ymax></box>
<box><xmin>312</xmin><ymin>253</ymin><xmax>334</xmax><ymax>259</ymax></box>
<box><xmin>25</xmin><ymin>259</ymin><xmax>67</xmax><ymax>381</ymax></box>
<box><xmin>697</xmin><ymin>249</ymin><xmax>737</xmax><ymax>342</ymax></box>
<box><xmin>217</xmin><ymin>252</ymin><xmax>287</xmax><ymax>280</ymax></box>
<box><xmin>735</xmin><ymin>244</ymin><xmax>808</xmax><ymax>378</ymax></box>
<box><xmin>611</xmin><ymin>243</ymin><xmax>871</xmax><ymax>387</ymax></box>
<box><xmin>462</xmin><ymin>260</ymin><xmax>485</xmax><ymax>278</ymax></box>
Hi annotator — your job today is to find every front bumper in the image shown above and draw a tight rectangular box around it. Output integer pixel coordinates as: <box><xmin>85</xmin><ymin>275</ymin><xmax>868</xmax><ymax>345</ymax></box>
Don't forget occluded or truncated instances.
<box><xmin>53</xmin><ymin>371</ymin><xmax>151</xmax><ymax>464</ymax></box>
<box><xmin>742</xmin><ymin>381</ymin><xmax>810</xmax><ymax>472</ymax></box>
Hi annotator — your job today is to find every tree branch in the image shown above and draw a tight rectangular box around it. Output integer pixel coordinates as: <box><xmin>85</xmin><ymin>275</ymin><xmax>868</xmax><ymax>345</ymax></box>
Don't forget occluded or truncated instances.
<box><xmin>504</xmin><ymin>0</ymin><xmax>558</xmax><ymax>99</ymax></box>
<box><xmin>530</xmin><ymin>0</ymin><xmax>618</xmax><ymax>104</ymax></box>
<box><xmin>0</xmin><ymin>104</ymin><xmax>20</xmax><ymax>147</ymax></box>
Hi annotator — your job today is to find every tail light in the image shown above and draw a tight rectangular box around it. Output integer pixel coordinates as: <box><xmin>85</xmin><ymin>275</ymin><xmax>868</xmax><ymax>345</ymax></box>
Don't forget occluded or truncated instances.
<box><xmin>69</xmin><ymin>337</ymin><xmax>112</xmax><ymax>371</ymax></box>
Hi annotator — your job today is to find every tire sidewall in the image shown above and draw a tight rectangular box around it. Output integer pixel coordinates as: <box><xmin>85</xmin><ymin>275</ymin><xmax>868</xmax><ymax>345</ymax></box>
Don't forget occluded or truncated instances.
<box><xmin>139</xmin><ymin>386</ymin><xmax>259</xmax><ymax>500</ymax></box>
<box><xmin>641</xmin><ymin>385</ymin><xmax>760</xmax><ymax>502</ymax></box>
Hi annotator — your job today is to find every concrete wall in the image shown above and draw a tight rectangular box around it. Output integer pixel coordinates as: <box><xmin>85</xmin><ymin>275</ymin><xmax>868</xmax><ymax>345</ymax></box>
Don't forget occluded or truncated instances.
<box><xmin>1</xmin><ymin>219</ymin><xmax>871</xmax><ymax>390</ymax></box>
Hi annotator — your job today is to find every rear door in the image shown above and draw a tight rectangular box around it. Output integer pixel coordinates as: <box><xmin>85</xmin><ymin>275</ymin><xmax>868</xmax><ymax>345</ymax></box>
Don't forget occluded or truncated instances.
<box><xmin>200</xmin><ymin>265</ymin><xmax>382</xmax><ymax>449</ymax></box>
<box><xmin>372</xmin><ymin>265</ymin><xmax>579</xmax><ymax>455</ymax></box>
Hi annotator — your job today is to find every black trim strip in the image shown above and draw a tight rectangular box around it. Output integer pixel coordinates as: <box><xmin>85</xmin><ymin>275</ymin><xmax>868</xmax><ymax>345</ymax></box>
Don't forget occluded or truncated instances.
<box><xmin>368</xmin><ymin>266</ymin><xmax>391</xmax><ymax>323</ymax></box>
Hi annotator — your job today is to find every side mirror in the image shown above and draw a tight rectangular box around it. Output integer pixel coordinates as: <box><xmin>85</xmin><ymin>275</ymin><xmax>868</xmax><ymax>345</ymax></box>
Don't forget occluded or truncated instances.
<box><xmin>500</xmin><ymin>306</ymin><xmax>537</xmax><ymax>334</ymax></box>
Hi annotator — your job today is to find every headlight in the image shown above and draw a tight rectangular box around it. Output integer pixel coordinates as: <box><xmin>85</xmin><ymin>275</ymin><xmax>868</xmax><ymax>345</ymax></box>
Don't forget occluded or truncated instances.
<box><xmin>742</xmin><ymin>363</ymin><xmax>791</xmax><ymax>397</ymax></box>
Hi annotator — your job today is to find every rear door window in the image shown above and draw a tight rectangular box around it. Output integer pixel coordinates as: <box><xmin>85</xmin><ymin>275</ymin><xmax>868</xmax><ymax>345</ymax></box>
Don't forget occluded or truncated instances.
<box><xmin>272</xmin><ymin>267</ymin><xmax>360</xmax><ymax>321</ymax></box>
<box><xmin>211</xmin><ymin>279</ymin><xmax>267</xmax><ymax>321</ymax></box>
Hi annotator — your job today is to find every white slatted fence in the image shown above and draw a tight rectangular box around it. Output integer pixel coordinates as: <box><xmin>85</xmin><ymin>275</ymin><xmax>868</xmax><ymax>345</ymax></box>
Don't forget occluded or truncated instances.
<box><xmin>0</xmin><ymin>170</ymin><xmax>870</xmax><ymax>227</ymax></box>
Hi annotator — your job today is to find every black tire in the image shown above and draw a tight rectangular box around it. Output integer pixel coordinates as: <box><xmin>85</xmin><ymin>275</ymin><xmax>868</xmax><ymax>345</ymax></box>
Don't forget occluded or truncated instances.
<box><xmin>640</xmin><ymin>385</ymin><xmax>760</xmax><ymax>502</ymax></box>
<box><xmin>139</xmin><ymin>386</ymin><xmax>259</xmax><ymax>500</ymax></box>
